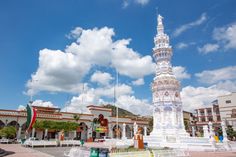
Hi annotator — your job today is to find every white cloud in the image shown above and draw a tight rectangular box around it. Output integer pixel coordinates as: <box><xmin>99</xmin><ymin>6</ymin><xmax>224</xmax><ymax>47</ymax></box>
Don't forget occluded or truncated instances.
<box><xmin>135</xmin><ymin>0</ymin><xmax>150</xmax><ymax>5</ymax></box>
<box><xmin>66</xmin><ymin>27</ymin><xmax>83</xmax><ymax>39</ymax></box>
<box><xmin>181</xmin><ymin>85</ymin><xmax>229</xmax><ymax>112</ymax></box>
<box><xmin>132</xmin><ymin>78</ymin><xmax>144</xmax><ymax>86</ymax></box>
<box><xmin>213</xmin><ymin>23</ymin><xmax>236</xmax><ymax>50</ymax></box>
<box><xmin>26</xmin><ymin>27</ymin><xmax>155</xmax><ymax>95</ymax></box>
<box><xmin>198</xmin><ymin>43</ymin><xmax>219</xmax><ymax>54</ymax></box>
<box><xmin>116</xmin><ymin>95</ymin><xmax>153</xmax><ymax>116</ymax></box>
<box><xmin>173</xmin><ymin>66</ymin><xmax>191</xmax><ymax>80</ymax></box>
<box><xmin>62</xmin><ymin>90</ymin><xmax>103</xmax><ymax>113</ymax></box>
<box><xmin>122</xmin><ymin>0</ymin><xmax>149</xmax><ymax>8</ymax></box>
<box><xmin>94</xmin><ymin>84</ymin><xmax>133</xmax><ymax>98</ymax></box>
<box><xmin>122</xmin><ymin>0</ymin><xmax>129</xmax><ymax>8</ymax></box>
<box><xmin>176</xmin><ymin>42</ymin><xmax>188</xmax><ymax>49</ymax></box>
<box><xmin>18</xmin><ymin>105</ymin><xmax>26</xmax><ymax>111</ymax></box>
<box><xmin>91</xmin><ymin>71</ymin><xmax>113</xmax><ymax>86</ymax></box>
<box><xmin>112</xmin><ymin>39</ymin><xmax>155</xmax><ymax>78</ymax></box>
<box><xmin>195</xmin><ymin>66</ymin><xmax>236</xmax><ymax>84</ymax></box>
<box><xmin>31</xmin><ymin>100</ymin><xmax>58</xmax><ymax>108</ymax></box>
<box><xmin>215</xmin><ymin>80</ymin><xmax>236</xmax><ymax>92</ymax></box>
<box><xmin>173</xmin><ymin>13</ymin><xmax>207</xmax><ymax>37</ymax></box>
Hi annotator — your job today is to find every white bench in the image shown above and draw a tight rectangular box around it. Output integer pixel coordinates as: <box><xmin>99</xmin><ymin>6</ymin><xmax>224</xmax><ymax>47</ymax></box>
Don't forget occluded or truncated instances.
<box><xmin>60</xmin><ymin>140</ymin><xmax>81</xmax><ymax>147</ymax></box>
<box><xmin>29</xmin><ymin>140</ymin><xmax>58</xmax><ymax>148</ymax></box>
<box><xmin>0</xmin><ymin>139</ymin><xmax>9</xmax><ymax>144</ymax></box>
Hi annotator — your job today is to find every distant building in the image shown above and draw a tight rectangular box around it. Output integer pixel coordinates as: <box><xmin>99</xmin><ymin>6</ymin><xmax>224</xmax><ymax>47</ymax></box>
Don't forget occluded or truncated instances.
<box><xmin>218</xmin><ymin>92</ymin><xmax>236</xmax><ymax>130</ymax></box>
<box><xmin>194</xmin><ymin>101</ymin><xmax>221</xmax><ymax>131</ymax></box>
<box><xmin>183</xmin><ymin>111</ymin><xmax>194</xmax><ymax>134</ymax></box>
<box><xmin>0</xmin><ymin>105</ymin><xmax>148</xmax><ymax>140</ymax></box>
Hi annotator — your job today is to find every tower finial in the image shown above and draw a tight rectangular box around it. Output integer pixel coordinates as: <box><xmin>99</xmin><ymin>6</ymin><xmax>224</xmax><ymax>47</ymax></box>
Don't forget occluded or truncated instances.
<box><xmin>157</xmin><ymin>14</ymin><xmax>164</xmax><ymax>35</ymax></box>
<box><xmin>158</xmin><ymin>14</ymin><xmax>163</xmax><ymax>26</ymax></box>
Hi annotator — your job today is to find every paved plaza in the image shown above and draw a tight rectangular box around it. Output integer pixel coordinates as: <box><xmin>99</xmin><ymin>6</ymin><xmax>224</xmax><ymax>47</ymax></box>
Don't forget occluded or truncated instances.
<box><xmin>1</xmin><ymin>144</ymin><xmax>236</xmax><ymax>157</ymax></box>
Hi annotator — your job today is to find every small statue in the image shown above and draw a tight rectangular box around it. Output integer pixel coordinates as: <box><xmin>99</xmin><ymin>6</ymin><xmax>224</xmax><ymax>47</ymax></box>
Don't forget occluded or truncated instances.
<box><xmin>158</xmin><ymin>14</ymin><xmax>163</xmax><ymax>25</ymax></box>
<box><xmin>134</xmin><ymin>128</ymin><xmax>144</xmax><ymax>149</ymax></box>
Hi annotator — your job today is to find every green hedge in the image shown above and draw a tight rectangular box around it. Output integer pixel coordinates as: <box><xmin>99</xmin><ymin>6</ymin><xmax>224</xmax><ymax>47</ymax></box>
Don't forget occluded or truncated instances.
<box><xmin>33</xmin><ymin>120</ymin><xmax>79</xmax><ymax>131</ymax></box>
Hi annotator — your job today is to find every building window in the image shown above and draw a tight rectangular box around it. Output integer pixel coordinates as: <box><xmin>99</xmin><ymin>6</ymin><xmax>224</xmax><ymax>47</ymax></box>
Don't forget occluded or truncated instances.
<box><xmin>208</xmin><ymin>116</ymin><xmax>213</xmax><ymax>122</ymax></box>
<box><xmin>201</xmin><ymin>118</ymin><xmax>206</xmax><ymax>122</ymax></box>
<box><xmin>207</xmin><ymin>109</ymin><xmax>212</xmax><ymax>115</ymax></box>
<box><xmin>217</xmin><ymin>116</ymin><xmax>221</xmax><ymax>121</ymax></box>
<box><xmin>226</xmin><ymin>100</ymin><xmax>231</xmax><ymax>104</ymax></box>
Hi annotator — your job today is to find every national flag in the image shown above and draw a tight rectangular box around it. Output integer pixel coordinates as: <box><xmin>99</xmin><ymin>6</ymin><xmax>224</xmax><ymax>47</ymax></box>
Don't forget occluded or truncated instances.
<box><xmin>26</xmin><ymin>104</ymin><xmax>37</xmax><ymax>131</ymax></box>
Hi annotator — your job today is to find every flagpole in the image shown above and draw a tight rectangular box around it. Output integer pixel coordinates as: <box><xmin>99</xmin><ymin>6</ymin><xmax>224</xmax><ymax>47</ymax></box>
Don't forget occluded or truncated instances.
<box><xmin>116</xmin><ymin>71</ymin><xmax>119</xmax><ymax>140</ymax></box>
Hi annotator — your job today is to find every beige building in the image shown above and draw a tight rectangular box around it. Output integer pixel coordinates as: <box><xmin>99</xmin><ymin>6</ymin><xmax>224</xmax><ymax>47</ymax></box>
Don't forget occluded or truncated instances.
<box><xmin>0</xmin><ymin>105</ymin><xmax>149</xmax><ymax>140</ymax></box>
<box><xmin>218</xmin><ymin>92</ymin><xmax>236</xmax><ymax>130</ymax></box>
<box><xmin>194</xmin><ymin>101</ymin><xmax>221</xmax><ymax>131</ymax></box>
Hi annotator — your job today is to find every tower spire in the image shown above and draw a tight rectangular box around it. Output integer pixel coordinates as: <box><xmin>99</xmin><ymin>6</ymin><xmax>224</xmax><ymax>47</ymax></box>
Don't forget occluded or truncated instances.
<box><xmin>157</xmin><ymin>14</ymin><xmax>164</xmax><ymax>35</ymax></box>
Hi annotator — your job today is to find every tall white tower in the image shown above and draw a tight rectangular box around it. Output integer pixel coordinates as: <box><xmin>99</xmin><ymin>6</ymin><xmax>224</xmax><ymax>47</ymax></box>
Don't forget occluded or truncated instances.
<box><xmin>149</xmin><ymin>14</ymin><xmax>188</xmax><ymax>142</ymax></box>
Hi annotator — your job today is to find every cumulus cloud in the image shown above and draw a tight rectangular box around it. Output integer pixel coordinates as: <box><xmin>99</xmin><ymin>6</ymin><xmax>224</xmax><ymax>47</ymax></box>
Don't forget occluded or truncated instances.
<box><xmin>198</xmin><ymin>43</ymin><xmax>219</xmax><ymax>54</ymax></box>
<box><xmin>181</xmin><ymin>85</ymin><xmax>229</xmax><ymax>112</ymax></box>
<box><xmin>90</xmin><ymin>71</ymin><xmax>113</xmax><ymax>86</ymax></box>
<box><xmin>132</xmin><ymin>78</ymin><xmax>145</xmax><ymax>86</ymax></box>
<box><xmin>173</xmin><ymin>13</ymin><xmax>207</xmax><ymax>37</ymax></box>
<box><xmin>213</xmin><ymin>23</ymin><xmax>236</xmax><ymax>50</ymax></box>
<box><xmin>94</xmin><ymin>84</ymin><xmax>133</xmax><ymax>98</ymax></box>
<box><xmin>181</xmin><ymin>66</ymin><xmax>236</xmax><ymax>111</ymax></box>
<box><xmin>18</xmin><ymin>105</ymin><xmax>26</xmax><ymax>111</ymax></box>
<box><xmin>195</xmin><ymin>66</ymin><xmax>236</xmax><ymax>85</ymax></box>
<box><xmin>31</xmin><ymin>100</ymin><xmax>58</xmax><ymax>108</ymax></box>
<box><xmin>173</xmin><ymin>66</ymin><xmax>191</xmax><ymax>80</ymax></box>
<box><xmin>26</xmin><ymin>27</ymin><xmax>155</xmax><ymax>95</ymax></box>
<box><xmin>199</xmin><ymin>23</ymin><xmax>236</xmax><ymax>54</ymax></box>
<box><xmin>62</xmin><ymin>90</ymin><xmax>102</xmax><ymax>113</ymax></box>
<box><xmin>116</xmin><ymin>95</ymin><xmax>153</xmax><ymax>116</ymax></box>
<box><xmin>112</xmin><ymin>39</ymin><xmax>155</xmax><ymax>78</ymax></box>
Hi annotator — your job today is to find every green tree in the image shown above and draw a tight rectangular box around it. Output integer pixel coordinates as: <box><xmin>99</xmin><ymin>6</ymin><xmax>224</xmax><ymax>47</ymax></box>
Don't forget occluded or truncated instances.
<box><xmin>0</xmin><ymin>126</ymin><xmax>17</xmax><ymax>139</ymax></box>
<box><xmin>226</xmin><ymin>125</ymin><xmax>236</xmax><ymax>140</ymax></box>
<box><xmin>73</xmin><ymin>114</ymin><xmax>80</xmax><ymax>122</ymax></box>
<box><xmin>33</xmin><ymin>120</ymin><xmax>79</xmax><ymax>131</ymax></box>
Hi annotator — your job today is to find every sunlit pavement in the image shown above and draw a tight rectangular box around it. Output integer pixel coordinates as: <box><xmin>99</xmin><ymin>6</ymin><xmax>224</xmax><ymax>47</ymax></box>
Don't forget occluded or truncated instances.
<box><xmin>0</xmin><ymin>144</ymin><xmax>53</xmax><ymax>157</ymax></box>
<box><xmin>1</xmin><ymin>143</ymin><xmax>236</xmax><ymax>157</ymax></box>
<box><xmin>189</xmin><ymin>151</ymin><xmax>236</xmax><ymax>157</ymax></box>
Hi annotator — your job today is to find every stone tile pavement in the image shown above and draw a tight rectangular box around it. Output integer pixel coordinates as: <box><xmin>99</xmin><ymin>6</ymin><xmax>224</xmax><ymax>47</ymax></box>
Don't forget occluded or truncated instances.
<box><xmin>0</xmin><ymin>144</ymin><xmax>53</xmax><ymax>157</ymax></box>
<box><xmin>1</xmin><ymin>143</ymin><xmax>236</xmax><ymax>157</ymax></box>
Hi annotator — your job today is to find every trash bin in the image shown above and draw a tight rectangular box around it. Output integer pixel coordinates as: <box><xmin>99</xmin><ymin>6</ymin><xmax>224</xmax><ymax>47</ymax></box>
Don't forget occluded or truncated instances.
<box><xmin>21</xmin><ymin>139</ymin><xmax>26</xmax><ymax>144</ymax></box>
<box><xmin>90</xmin><ymin>147</ymin><xmax>99</xmax><ymax>157</ymax></box>
<box><xmin>144</xmin><ymin>142</ymin><xmax>148</xmax><ymax>148</ymax></box>
<box><xmin>99</xmin><ymin>148</ymin><xmax>109</xmax><ymax>157</ymax></box>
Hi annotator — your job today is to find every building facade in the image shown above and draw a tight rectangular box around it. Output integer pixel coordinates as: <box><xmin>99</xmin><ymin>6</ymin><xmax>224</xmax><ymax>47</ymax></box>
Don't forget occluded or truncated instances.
<box><xmin>218</xmin><ymin>92</ymin><xmax>236</xmax><ymax>130</ymax></box>
<box><xmin>0</xmin><ymin>105</ymin><xmax>149</xmax><ymax>140</ymax></box>
<box><xmin>194</xmin><ymin>101</ymin><xmax>221</xmax><ymax>133</ymax></box>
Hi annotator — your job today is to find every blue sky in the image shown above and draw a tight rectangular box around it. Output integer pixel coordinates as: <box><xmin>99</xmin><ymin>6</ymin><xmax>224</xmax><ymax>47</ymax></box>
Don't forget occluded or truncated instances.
<box><xmin>0</xmin><ymin>0</ymin><xmax>236</xmax><ymax>114</ymax></box>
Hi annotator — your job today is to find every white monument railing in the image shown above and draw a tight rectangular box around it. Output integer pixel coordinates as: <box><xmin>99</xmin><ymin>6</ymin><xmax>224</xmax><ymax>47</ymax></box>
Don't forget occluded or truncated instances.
<box><xmin>110</xmin><ymin>150</ymin><xmax>151</xmax><ymax>157</ymax></box>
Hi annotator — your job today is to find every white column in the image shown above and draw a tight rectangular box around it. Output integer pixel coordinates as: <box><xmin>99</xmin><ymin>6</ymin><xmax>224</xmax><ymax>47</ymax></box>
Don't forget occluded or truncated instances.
<box><xmin>144</xmin><ymin>126</ymin><xmax>147</xmax><ymax>136</ymax></box>
<box><xmin>122</xmin><ymin>123</ymin><xmax>127</xmax><ymax>140</ymax></box>
<box><xmin>221</xmin><ymin>121</ymin><xmax>228</xmax><ymax>141</ymax></box>
<box><xmin>133</xmin><ymin>122</ymin><xmax>138</xmax><ymax>135</ymax></box>
<box><xmin>74</xmin><ymin>130</ymin><xmax>77</xmax><ymax>139</ymax></box>
<box><xmin>191</xmin><ymin>126</ymin><xmax>195</xmax><ymax>137</ymax></box>
<box><xmin>32</xmin><ymin>128</ymin><xmax>35</xmax><ymax>138</ymax></box>
<box><xmin>221</xmin><ymin>121</ymin><xmax>231</xmax><ymax>150</ymax></box>
<box><xmin>208</xmin><ymin>121</ymin><xmax>216</xmax><ymax>150</ymax></box>
<box><xmin>17</xmin><ymin>126</ymin><xmax>22</xmax><ymax>139</ymax></box>
<box><xmin>44</xmin><ymin>129</ymin><xmax>48</xmax><ymax>139</ymax></box>
<box><xmin>110</xmin><ymin>125</ymin><xmax>113</xmax><ymax>138</ymax></box>
<box><xmin>203</xmin><ymin>125</ymin><xmax>209</xmax><ymax>138</ymax></box>
<box><xmin>205</xmin><ymin>109</ymin><xmax>208</xmax><ymax>122</ymax></box>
